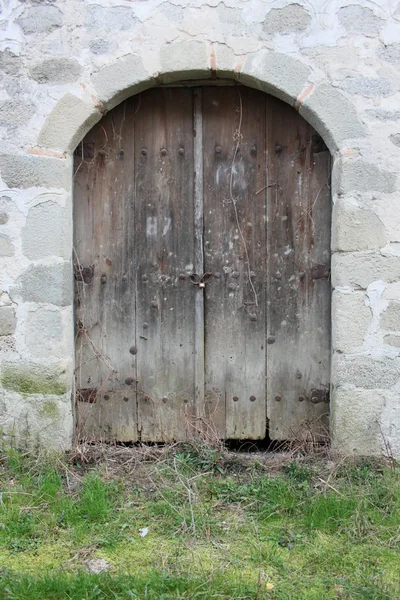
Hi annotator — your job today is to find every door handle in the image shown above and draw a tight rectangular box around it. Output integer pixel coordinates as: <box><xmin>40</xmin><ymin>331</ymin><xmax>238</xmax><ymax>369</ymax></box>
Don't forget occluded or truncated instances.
<box><xmin>189</xmin><ymin>273</ymin><xmax>212</xmax><ymax>288</ymax></box>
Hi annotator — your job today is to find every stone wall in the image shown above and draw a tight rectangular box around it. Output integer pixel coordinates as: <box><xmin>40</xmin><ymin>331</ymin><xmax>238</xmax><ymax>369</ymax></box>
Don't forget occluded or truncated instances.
<box><xmin>0</xmin><ymin>0</ymin><xmax>399</xmax><ymax>455</ymax></box>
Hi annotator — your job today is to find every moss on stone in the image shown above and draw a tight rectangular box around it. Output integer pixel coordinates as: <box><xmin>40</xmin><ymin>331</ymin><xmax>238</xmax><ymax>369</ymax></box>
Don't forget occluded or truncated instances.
<box><xmin>38</xmin><ymin>400</ymin><xmax>60</xmax><ymax>420</ymax></box>
<box><xmin>0</xmin><ymin>366</ymin><xmax>67</xmax><ymax>396</ymax></box>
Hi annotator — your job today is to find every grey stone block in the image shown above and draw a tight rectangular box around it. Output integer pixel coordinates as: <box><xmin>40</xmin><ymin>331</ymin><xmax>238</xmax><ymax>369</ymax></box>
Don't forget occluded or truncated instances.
<box><xmin>86</xmin><ymin>5</ymin><xmax>136</xmax><ymax>31</ymax></box>
<box><xmin>338</xmin><ymin>5</ymin><xmax>383</xmax><ymax>36</ymax></box>
<box><xmin>89</xmin><ymin>40</ymin><xmax>110</xmax><ymax>55</ymax></box>
<box><xmin>332</xmin><ymin>200</ymin><xmax>387</xmax><ymax>251</ymax></box>
<box><xmin>331</xmin><ymin>387</ymin><xmax>385</xmax><ymax>456</ymax></box>
<box><xmin>340</xmin><ymin>77</ymin><xmax>393</xmax><ymax>98</ymax></box>
<box><xmin>365</xmin><ymin>109</ymin><xmax>400</xmax><ymax>121</ymax></box>
<box><xmin>332</xmin><ymin>252</ymin><xmax>400</xmax><ymax>289</ymax></box>
<box><xmin>389</xmin><ymin>134</ymin><xmax>400</xmax><ymax>147</ymax></box>
<box><xmin>0</xmin><ymin>306</ymin><xmax>16</xmax><ymax>336</ymax></box>
<box><xmin>333</xmin><ymin>159</ymin><xmax>397</xmax><ymax>195</ymax></box>
<box><xmin>377</xmin><ymin>43</ymin><xmax>400</xmax><ymax>64</ymax></box>
<box><xmin>0</xmin><ymin>362</ymin><xmax>68</xmax><ymax>396</ymax></box>
<box><xmin>332</xmin><ymin>290</ymin><xmax>372</xmax><ymax>352</ymax></box>
<box><xmin>384</xmin><ymin>334</ymin><xmax>400</xmax><ymax>347</ymax></box>
<box><xmin>0</xmin><ymin>154</ymin><xmax>70</xmax><ymax>190</ymax></box>
<box><xmin>0</xmin><ymin>100</ymin><xmax>36</xmax><ymax>127</ymax></box>
<box><xmin>263</xmin><ymin>4</ymin><xmax>311</xmax><ymax>35</ymax></box>
<box><xmin>22</xmin><ymin>201</ymin><xmax>71</xmax><ymax>260</ymax></box>
<box><xmin>10</xmin><ymin>262</ymin><xmax>72</xmax><ymax>306</ymax></box>
<box><xmin>381</xmin><ymin>302</ymin><xmax>400</xmax><ymax>331</ymax></box>
<box><xmin>160</xmin><ymin>41</ymin><xmax>210</xmax><ymax>84</ymax></box>
<box><xmin>29</xmin><ymin>58</ymin><xmax>82</xmax><ymax>85</ymax></box>
<box><xmin>241</xmin><ymin>51</ymin><xmax>310</xmax><ymax>106</ymax></box>
<box><xmin>0</xmin><ymin>50</ymin><xmax>22</xmax><ymax>75</ymax></box>
<box><xmin>92</xmin><ymin>54</ymin><xmax>151</xmax><ymax>110</ymax></box>
<box><xmin>213</xmin><ymin>44</ymin><xmax>236</xmax><ymax>78</ymax></box>
<box><xmin>16</xmin><ymin>5</ymin><xmax>63</xmax><ymax>35</ymax></box>
<box><xmin>300</xmin><ymin>84</ymin><xmax>367</xmax><ymax>152</ymax></box>
<box><xmin>25</xmin><ymin>308</ymin><xmax>62</xmax><ymax>358</ymax></box>
<box><xmin>0</xmin><ymin>234</ymin><xmax>14</xmax><ymax>257</ymax></box>
<box><xmin>38</xmin><ymin>93</ymin><xmax>101</xmax><ymax>152</ymax></box>
<box><xmin>333</xmin><ymin>354</ymin><xmax>400</xmax><ymax>389</ymax></box>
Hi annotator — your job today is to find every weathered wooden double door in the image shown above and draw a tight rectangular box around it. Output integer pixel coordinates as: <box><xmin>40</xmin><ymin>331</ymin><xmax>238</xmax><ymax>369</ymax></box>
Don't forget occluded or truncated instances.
<box><xmin>74</xmin><ymin>86</ymin><xmax>331</xmax><ymax>442</ymax></box>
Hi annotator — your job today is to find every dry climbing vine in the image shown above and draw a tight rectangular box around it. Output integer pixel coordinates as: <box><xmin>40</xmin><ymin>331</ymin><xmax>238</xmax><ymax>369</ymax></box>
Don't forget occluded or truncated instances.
<box><xmin>228</xmin><ymin>89</ymin><xmax>258</xmax><ymax>307</ymax></box>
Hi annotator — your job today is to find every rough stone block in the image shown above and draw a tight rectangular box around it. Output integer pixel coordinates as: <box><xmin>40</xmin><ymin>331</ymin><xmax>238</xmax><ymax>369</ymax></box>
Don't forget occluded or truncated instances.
<box><xmin>0</xmin><ymin>154</ymin><xmax>70</xmax><ymax>190</ymax></box>
<box><xmin>213</xmin><ymin>43</ymin><xmax>236</xmax><ymax>78</ymax></box>
<box><xmin>0</xmin><ymin>50</ymin><xmax>22</xmax><ymax>75</ymax></box>
<box><xmin>159</xmin><ymin>41</ymin><xmax>210</xmax><ymax>84</ymax></box>
<box><xmin>374</xmin><ymin>195</ymin><xmax>400</xmax><ymax>243</ymax></box>
<box><xmin>10</xmin><ymin>262</ymin><xmax>72</xmax><ymax>306</ymax></box>
<box><xmin>333</xmin><ymin>159</ymin><xmax>397</xmax><ymax>195</ymax></box>
<box><xmin>377</xmin><ymin>43</ymin><xmax>400</xmax><ymax>64</ymax></box>
<box><xmin>299</xmin><ymin>84</ymin><xmax>366</xmax><ymax>152</ymax></box>
<box><xmin>0</xmin><ymin>100</ymin><xmax>36</xmax><ymax>127</ymax></box>
<box><xmin>332</xmin><ymin>200</ymin><xmax>387</xmax><ymax>251</ymax></box>
<box><xmin>89</xmin><ymin>40</ymin><xmax>110</xmax><ymax>55</ymax></box>
<box><xmin>365</xmin><ymin>109</ymin><xmax>400</xmax><ymax>121</ymax></box>
<box><xmin>263</xmin><ymin>4</ymin><xmax>311</xmax><ymax>35</ymax></box>
<box><xmin>0</xmin><ymin>362</ymin><xmax>68</xmax><ymax>396</ymax></box>
<box><xmin>338</xmin><ymin>5</ymin><xmax>383</xmax><ymax>36</ymax></box>
<box><xmin>339</xmin><ymin>77</ymin><xmax>392</xmax><ymax>98</ymax></box>
<box><xmin>381</xmin><ymin>391</ymin><xmax>400</xmax><ymax>457</ymax></box>
<box><xmin>92</xmin><ymin>54</ymin><xmax>151</xmax><ymax>110</ymax></box>
<box><xmin>25</xmin><ymin>308</ymin><xmax>63</xmax><ymax>359</ymax></box>
<box><xmin>332</xmin><ymin>290</ymin><xmax>372</xmax><ymax>352</ymax></box>
<box><xmin>86</xmin><ymin>4</ymin><xmax>136</xmax><ymax>31</ymax></box>
<box><xmin>0</xmin><ymin>390</ymin><xmax>73</xmax><ymax>449</ymax></box>
<box><xmin>38</xmin><ymin>94</ymin><xmax>101</xmax><ymax>153</ymax></box>
<box><xmin>331</xmin><ymin>388</ymin><xmax>385</xmax><ymax>456</ymax></box>
<box><xmin>389</xmin><ymin>134</ymin><xmax>400</xmax><ymax>147</ymax></box>
<box><xmin>22</xmin><ymin>201</ymin><xmax>71</xmax><ymax>260</ymax></box>
<box><xmin>0</xmin><ymin>306</ymin><xmax>16</xmax><ymax>336</ymax></box>
<box><xmin>384</xmin><ymin>334</ymin><xmax>400</xmax><ymax>347</ymax></box>
<box><xmin>381</xmin><ymin>301</ymin><xmax>400</xmax><ymax>331</ymax></box>
<box><xmin>332</xmin><ymin>252</ymin><xmax>400</xmax><ymax>289</ymax></box>
<box><xmin>16</xmin><ymin>5</ymin><xmax>63</xmax><ymax>35</ymax></box>
<box><xmin>241</xmin><ymin>51</ymin><xmax>310</xmax><ymax>106</ymax></box>
<box><xmin>0</xmin><ymin>234</ymin><xmax>14</xmax><ymax>257</ymax></box>
<box><xmin>332</xmin><ymin>354</ymin><xmax>400</xmax><ymax>389</ymax></box>
<box><xmin>29</xmin><ymin>58</ymin><xmax>82</xmax><ymax>85</ymax></box>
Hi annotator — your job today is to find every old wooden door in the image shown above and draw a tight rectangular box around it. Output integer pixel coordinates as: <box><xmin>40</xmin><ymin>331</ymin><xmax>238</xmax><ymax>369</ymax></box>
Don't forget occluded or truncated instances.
<box><xmin>74</xmin><ymin>86</ymin><xmax>331</xmax><ymax>442</ymax></box>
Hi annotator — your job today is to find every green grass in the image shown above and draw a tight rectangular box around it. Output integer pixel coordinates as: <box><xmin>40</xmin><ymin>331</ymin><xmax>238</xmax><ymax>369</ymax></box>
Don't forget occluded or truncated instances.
<box><xmin>0</xmin><ymin>446</ymin><xmax>399</xmax><ymax>599</ymax></box>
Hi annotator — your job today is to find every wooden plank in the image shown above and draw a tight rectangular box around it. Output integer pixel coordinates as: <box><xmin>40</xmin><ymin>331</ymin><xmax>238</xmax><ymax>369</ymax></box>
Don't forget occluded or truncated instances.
<box><xmin>193</xmin><ymin>89</ymin><xmax>205</xmax><ymax>425</ymax></box>
<box><xmin>266</xmin><ymin>97</ymin><xmax>331</xmax><ymax>441</ymax></box>
<box><xmin>74</xmin><ymin>99</ymin><xmax>139</xmax><ymax>441</ymax></box>
<box><xmin>134</xmin><ymin>88</ymin><xmax>197</xmax><ymax>441</ymax></box>
<box><xmin>203</xmin><ymin>86</ymin><xmax>267</xmax><ymax>439</ymax></box>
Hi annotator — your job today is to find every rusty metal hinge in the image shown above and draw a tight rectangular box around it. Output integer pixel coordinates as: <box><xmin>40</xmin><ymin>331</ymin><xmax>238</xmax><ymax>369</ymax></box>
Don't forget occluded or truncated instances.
<box><xmin>310</xmin><ymin>264</ymin><xmax>330</xmax><ymax>280</ymax></box>
<box><xmin>310</xmin><ymin>389</ymin><xmax>330</xmax><ymax>404</ymax></box>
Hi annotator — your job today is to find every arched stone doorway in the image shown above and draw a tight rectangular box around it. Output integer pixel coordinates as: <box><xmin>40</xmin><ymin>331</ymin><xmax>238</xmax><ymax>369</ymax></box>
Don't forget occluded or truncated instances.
<box><xmin>73</xmin><ymin>84</ymin><xmax>331</xmax><ymax>442</ymax></box>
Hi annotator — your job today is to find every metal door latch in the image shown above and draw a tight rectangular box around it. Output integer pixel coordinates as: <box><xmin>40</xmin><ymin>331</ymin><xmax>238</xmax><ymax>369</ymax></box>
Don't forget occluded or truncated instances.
<box><xmin>190</xmin><ymin>273</ymin><xmax>212</xmax><ymax>288</ymax></box>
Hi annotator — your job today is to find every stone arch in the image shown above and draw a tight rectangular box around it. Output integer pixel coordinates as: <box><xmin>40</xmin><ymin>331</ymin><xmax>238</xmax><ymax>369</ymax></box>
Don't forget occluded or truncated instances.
<box><xmin>36</xmin><ymin>43</ymin><xmax>367</xmax><ymax>156</ymax></box>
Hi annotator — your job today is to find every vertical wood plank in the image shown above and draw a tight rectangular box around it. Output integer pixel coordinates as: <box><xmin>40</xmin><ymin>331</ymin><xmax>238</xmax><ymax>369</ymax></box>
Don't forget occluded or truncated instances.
<box><xmin>193</xmin><ymin>89</ymin><xmax>205</xmax><ymax>423</ymax></box>
<box><xmin>266</xmin><ymin>97</ymin><xmax>331</xmax><ymax>440</ymax></box>
<box><xmin>203</xmin><ymin>86</ymin><xmax>267</xmax><ymax>439</ymax></box>
<box><xmin>134</xmin><ymin>88</ymin><xmax>197</xmax><ymax>441</ymax></box>
<box><xmin>74</xmin><ymin>99</ymin><xmax>138</xmax><ymax>441</ymax></box>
